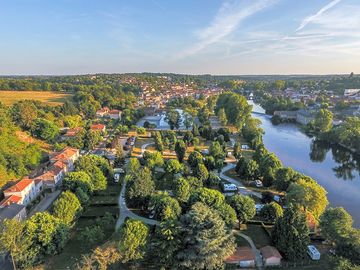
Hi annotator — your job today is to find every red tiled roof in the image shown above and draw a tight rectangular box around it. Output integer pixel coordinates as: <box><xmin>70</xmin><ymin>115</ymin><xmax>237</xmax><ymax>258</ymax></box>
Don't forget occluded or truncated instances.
<box><xmin>51</xmin><ymin>147</ymin><xmax>79</xmax><ymax>162</ymax></box>
<box><xmin>91</xmin><ymin>124</ymin><xmax>105</xmax><ymax>130</ymax></box>
<box><xmin>225</xmin><ymin>247</ymin><xmax>255</xmax><ymax>263</ymax></box>
<box><xmin>109</xmin><ymin>109</ymin><xmax>121</xmax><ymax>114</ymax></box>
<box><xmin>65</xmin><ymin>128</ymin><xmax>82</xmax><ymax>137</ymax></box>
<box><xmin>0</xmin><ymin>195</ymin><xmax>22</xmax><ymax>207</ymax></box>
<box><xmin>4</xmin><ymin>178</ymin><xmax>33</xmax><ymax>193</ymax></box>
<box><xmin>260</xmin><ymin>246</ymin><xmax>282</xmax><ymax>259</ymax></box>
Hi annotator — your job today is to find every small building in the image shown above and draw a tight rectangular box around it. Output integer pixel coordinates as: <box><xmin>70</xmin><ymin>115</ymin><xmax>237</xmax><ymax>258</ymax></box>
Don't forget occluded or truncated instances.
<box><xmin>96</xmin><ymin>107</ymin><xmax>109</xmax><ymax>117</ymax></box>
<box><xmin>296</xmin><ymin>110</ymin><xmax>315</xmax><ymax>125</ymax></box>
<box><xmin>225</xmin><ymin>246</ymin><xmax>256</xmax><ymax>268</ymax></box>
<box><xmin>91</xmin><ymin>123</ymin><xmax>106</xmax><ymax>133</ymax></box>
<box><xmin>0</xmin><ymin>204</ymin><xmax>27</xmax><ymax>223</ymax></box>
<box><xmin>108</xmin><ymin>109</ymin><xmax>122</xmax><ymax>120</ymax></box>
<box><xmin>50</xmin><ymin>147</ymin><xmax>80</xmax><ymax>172</ymax></box>
<box><xmin>260</xmin><ymin>246</ymin><xmax>283</xmax><ymax>267</ymax></box>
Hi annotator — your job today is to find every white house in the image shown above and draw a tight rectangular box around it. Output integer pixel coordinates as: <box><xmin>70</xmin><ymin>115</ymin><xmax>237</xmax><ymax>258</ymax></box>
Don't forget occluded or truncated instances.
<box><xmin>260</xmin><ymin>246</ymin><xmax>283</xmax><ymax>267</ymax></box>
<box><xmin>2</xmin><ymin>177</ymin><xmax>39</xmax><ymax>206</ymax></box>
<box><xmin>108</xmin><ymin>109</ymin><xmax>122</xmax><ymax>120</ymax></box>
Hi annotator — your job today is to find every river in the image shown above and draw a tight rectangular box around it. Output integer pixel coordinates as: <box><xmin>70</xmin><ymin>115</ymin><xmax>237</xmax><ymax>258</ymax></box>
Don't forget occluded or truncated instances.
<box><xmin>250</xmin><ymin>101</ymin><xmax>360</xmax><ymax>227</ymax></box>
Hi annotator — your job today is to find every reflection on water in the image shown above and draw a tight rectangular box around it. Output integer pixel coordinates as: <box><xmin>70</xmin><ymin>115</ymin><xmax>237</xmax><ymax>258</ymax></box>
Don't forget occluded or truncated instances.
<box><xmin>249</xmin><ymin>101</ymin><xmax>360</xmax><ymax>227</ymax></box>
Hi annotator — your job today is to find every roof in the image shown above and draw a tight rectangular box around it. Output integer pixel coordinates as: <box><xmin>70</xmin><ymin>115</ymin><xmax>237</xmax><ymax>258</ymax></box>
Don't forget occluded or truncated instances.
<box><xmin>225</xmin><ymin>247</ymin><xmax>255</xmax><ymax>263</ymax></box>
<box><xmin>0</xmin><ymin>204</ymin><xmax>26</xmax><ymax>222</ymax></box>
<box><xmin>4</xmin><ymin>178</ymin><xmax>33</xmax><ymax>193</ymax></box>
<box><xmin>91</xmin><ymin>124</ymin><xmax>106</xmax><ymax>130</ymax></box>
<box><xmin>109</xmin><ymin>109</ymin><xmax>121</xmax><ymax>114</ymax></box>
<box><xmin>50</xmin><ymin>147</ymin><xmax>79</xmax><ymax>162</ymax></box>
<box><xmin>65</xmin><ymin>127</ymin><xmax>82</xmax><ymax>137</ymax></box>
<box><xmin>0</xmin><ymin>195</ymin><xmax>23</xmax><ymax>207</ymax></box>
<box><xmin>260</xmin><ymin>246</ymin><xmax>283</xmax><ymax>259</ymax></box>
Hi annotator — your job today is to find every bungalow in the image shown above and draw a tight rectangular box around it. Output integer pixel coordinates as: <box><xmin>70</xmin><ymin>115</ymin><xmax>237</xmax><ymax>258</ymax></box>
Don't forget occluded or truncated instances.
<box><xmin>2</xmin><ymin>177</ymin><xmax>39</xmax><ymax>206</ymax></box>
<box><xmin>91</xmin><ymin>123</ymin><xmax>106</xmax><ymax>133</ymax></box>
<box><xmin>260</xmin><ymin>246</ymin><xmax>283</xmax><ymax>267</ymax></box>
<box><xmin>108</xmin><ymin>109</ymin><xmax>122</xmax><ymax>120</ymax></box>
<box><xmin>225</xmin><ymin>246</ymin><xmax>256</xmax><ymax>268</ymax></box>
<box><xmin>96</xmin><ymin>107</ymin><xmax>109</xmax><ymax>117</ymax></box>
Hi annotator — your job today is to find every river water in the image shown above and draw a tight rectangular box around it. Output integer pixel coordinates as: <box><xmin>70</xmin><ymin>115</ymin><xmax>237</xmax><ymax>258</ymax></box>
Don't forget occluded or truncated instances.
<box><xmin>250</xmin><ymin>101</ymin><xmax>360</xmax><ymax>227</ymax></box>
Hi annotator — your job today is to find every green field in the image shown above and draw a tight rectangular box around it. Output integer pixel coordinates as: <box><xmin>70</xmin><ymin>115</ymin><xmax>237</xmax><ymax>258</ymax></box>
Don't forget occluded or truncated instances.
<box><xmin>0</xmin><ymin>90</ymin><xmax>73</xmax><ymax>106</ymax></box>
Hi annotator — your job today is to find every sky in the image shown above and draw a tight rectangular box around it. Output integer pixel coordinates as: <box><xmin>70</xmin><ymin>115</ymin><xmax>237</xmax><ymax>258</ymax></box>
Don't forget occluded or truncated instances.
<box><xmin>0</xmin><ymin>0</ymin><xmax>360</xmax><ymax>75</ymax></box>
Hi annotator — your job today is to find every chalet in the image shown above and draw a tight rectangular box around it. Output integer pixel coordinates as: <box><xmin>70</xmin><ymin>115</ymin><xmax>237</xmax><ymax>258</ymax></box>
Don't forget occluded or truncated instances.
<box><xmin>96</xmin><ymin>107</ymin><xmax>110</xmax><ymax>117</ymax></box>
<box><xmin>225</xmin><ymin>246</ymin><xmax>256</xmax><ymax>268</ymax></box>
<box><xmin>2</xmin><ymin>177</ymin><xmax>39</xmax><ymax>206</ymax></box>
<box><xmin>91</xmin><ymin>123</ymin><xmax>106</xmax><ymax>133</ymax></box>
<box><xmin>109</xmin><ymin>109</ymin><xmax>122</xmax><ymax>120</ymax></box>
<box><xmin>260</xmin><ymin>246</ymin><xmax>282</xmax><ymax>267</ymax></box>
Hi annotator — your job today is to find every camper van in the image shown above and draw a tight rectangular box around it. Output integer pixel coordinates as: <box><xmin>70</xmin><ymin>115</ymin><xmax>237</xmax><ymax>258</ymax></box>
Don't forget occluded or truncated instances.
<box><xmin>307</xmin><ymin>245</ymin><xmax>321</xmax><ymax>260</ymax></box>
<box><xmin>222</xmin><ymin>183</ymin><xmax>238</xmax><ymax>192</ymax></box>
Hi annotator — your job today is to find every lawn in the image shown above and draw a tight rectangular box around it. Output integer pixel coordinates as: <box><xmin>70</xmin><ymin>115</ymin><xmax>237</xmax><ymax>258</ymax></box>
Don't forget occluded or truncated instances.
<box><xmin>240</xmin><ymin>224</ymin><xmax>272</xmax><ymax>248</ymax></box>
<box><xmin>0</xmin><ymin>90</ymin><xmax>73</xmax><ymax>106</ymax></box>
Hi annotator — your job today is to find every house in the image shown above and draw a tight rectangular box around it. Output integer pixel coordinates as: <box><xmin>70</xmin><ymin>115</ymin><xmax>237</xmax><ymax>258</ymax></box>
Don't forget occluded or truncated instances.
<box><xmin>225</xmin><ymin>246</ymin><xmax>256</xmax><ymax>268</ymax></box>
<box><xmin>50</xmin><ymin>147</ymin><xmax>80</xmax><ymax>172</ymax></box>
<box><xmin>0</xmin><ymin>194</ymin><xmax>23</xmax><ymax>207</ymax></box>
<box><xmin>96</xmin><ymin>107</ymin><xmax>109</xmax><ymax>117</ymax></box>
<box><xmin>63</xmin><ymin>127</ymin><xmax>83</xmax><ymax>138</ymax></box>
<box><xmin>91</xmin><ymin>123</ymin><xmax>106</xmax><ymax>133</ymax></box>
<box><xmin>260</xmin><ymin>246</ymin><xmax>282</xmax><ymax>267</ymax></box>
<box><xmin>0</xmin><ymin>204</ymin><xmax>27</xmax><ymax>223</ymax></box>
<box><xmin>273</xmin><ymin>111</ymin><xmax>297</xmax><ymax>120</ymax></box>
<box><xmin>35</xmin><ymin>161</ymin><xmax>67</xmax><ymax>190</ymax></box>
<box><xmin>3</xmin><ymin>177</ymin><xmax>38</xmax><ymax>206</ymax></box>
<box><xmin>108</xmin><ymin>109</ymin><xmax>122</xmax><ymax>120</ymax></box>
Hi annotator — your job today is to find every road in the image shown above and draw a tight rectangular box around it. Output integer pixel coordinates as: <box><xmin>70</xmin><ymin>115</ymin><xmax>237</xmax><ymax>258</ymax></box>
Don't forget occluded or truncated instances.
<box><xmin>220</xmin><ymin>163</ymin><xmax>262</xmax><ymax>199</ymax></box>
<box><xmin>116</xmin><ymin>181</ymin><xmax>160</xmax><ymax>229</ymax></box>
<box><xmin>238</xmin><ymin>232</ymin><xmax>264</xmax><ymax>270</ymax></box>
<box><xmin>28</xmin><ymin>190</ymin><xmax>62</xmax><ymax>217</ymax></box>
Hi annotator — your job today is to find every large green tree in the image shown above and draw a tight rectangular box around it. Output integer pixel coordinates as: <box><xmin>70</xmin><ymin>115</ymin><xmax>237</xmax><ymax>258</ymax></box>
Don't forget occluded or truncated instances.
<box><xmin>126</xmin><ymin>167</ymin><xmax>155</xmax><ymax>207</ymax></box>
<box><xmin>166</xmin><ymin>109</ymin><xmax>180</xmax><ymax>130</ymax></box>
<box><xmin>176</xmin><ymin>202</ymin><xmax>236</xmax><ymax>270</ymax></box>
<box><xmin>228</xmin><ymin>194</ymin><xmax>256</xmax><ymax>229</ymax></box>
<box><xmin>148</xmin><ymin>192</ymin><xmax>181</xmax><ymax>221</ymax></box>
<box><xmin>272</xmin><ymin>206</ymin><xmax>310</xmax><ymax>260</ymax></box>
<box><xmin>53</xmin><ymin>191</ymin><xmax>82</xmax><ymax>225</ymax></box>
<box><xmin>175</xmin><ymin>140</ymin><xmax>187</xmax><ymax>163</ymax></box>
<box><xmin>118</xmin><ymin>219</ymin><xmax>149</xmax><ymax>263</ymax></box>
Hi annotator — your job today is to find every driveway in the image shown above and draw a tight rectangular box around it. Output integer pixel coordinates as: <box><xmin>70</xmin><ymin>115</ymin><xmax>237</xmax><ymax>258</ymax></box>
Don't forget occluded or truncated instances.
<box><xmin>220</xmin><ymin>163</ymin><xmax>262</xmax><ymax>199</ymax></box>
<box><xmin>28</xmin><ymin>190</ymin><xmax>62</xmax><ymax>217</ymax></box>
<box><xmin>238</xmin><ymin>232</ymin><xmax>264</xmax><ymax>270</ymax></box>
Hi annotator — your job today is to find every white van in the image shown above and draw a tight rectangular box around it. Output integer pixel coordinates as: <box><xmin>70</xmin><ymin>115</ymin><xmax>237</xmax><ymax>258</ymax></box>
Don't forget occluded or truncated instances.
<box><xmin>223</xmin><ymin>183</ymin><xmax>238</xmax><ymax>192</ymax></box>
<box><xmin>307</xmin><ymin>245</ymin><xmax>321</xmax><ymax>260</ymax></box>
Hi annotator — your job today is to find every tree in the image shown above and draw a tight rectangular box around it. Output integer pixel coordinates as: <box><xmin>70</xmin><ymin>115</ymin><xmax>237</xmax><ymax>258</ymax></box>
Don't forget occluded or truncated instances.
<box><xmin>320</xmin><ymin>207</ymin><xmax>353</xmax><ymax>244</ymax></box>
<box><xmin>77</xmin><ymin>246</ymin><xmax>121</xmax><ymax>270</ymax></box>
<box><xmin>183</xmin><ymin>113</ymin><xmax>193</xmax><ymax>130</ymax></box>
<box><xmin>228</xmin><ymin>194</ymin><xmax>256</xmax><ymax>229</ymax></box>
<box><xmin>78</xmin><ymin>225</ymin><xmax>105</xmax><ymax>248</ymax></box>
<box><xmin>272</xmin><ymin>205</ymin><xmax>310</xmax><ymax>260</ymax></box>
<box><xmin>63</xmin><ymin>171</ymin><xmax>94</xmax><ymax>195</ymax></box>
<box><xmin>173</xmin><ymin>177</ymin><xmax>191</xmax><ymax>203</ymax></box>
<box><xmin>183</xmin><ymin>130</ymin><xmax>194</xmax><ymax>146</ymax></box>
<box><xmin>286</xmin><ymin>178</ymin><xmax>328</xmax><ymax>220</ymax></box>
<box><xmin>331</xmin><ymin>257</ymin><xmax>360</xmax><ymax>270</ymax></box>
<box><xmin>143</xmin><ymin>151</ymin><xmax>164</xmax><ymax>170</ymax></box>
<box><xmin>209</xmin><ymin>141</ymin><xmax>225</xmax><ymax>160</ymax></box>
<box><xmin>84</xmin><ymin>130</ymin><xmax>102</xmax><ymax>150</ymax></box>
<box><xmin>259</xmin><ymin>153</ymin><xmax>282</xmax><ymax>186</ymax></box>
<box><xmin>218</xmin><ymin>107</ymin><xmax>228</xmax><ymax>126</ymax></box>
<box><xmin>259</xmin><ymin>202</ymin><xmax>284</xmax><ymax>222</ymax></box>
<box><xmin>118</xmin><ymin>219</ymin><xmax>149</xmax><ymax>263</ymax></box>
<box><xmin>32</xmin><ymin>118</ymin><xmax>59</xmax><ymax>142</ymax></box>
<box><xmin>11</xmin><ymin>101</ymin><xmax>38</xmax><ymax>130</ymax></box>
<box><xmin>312</xmin><ymin>108</ymin><xmax>333</xmax><ymax>133</ymax></box>
<box><xmin>166</xmin><ymin>109</ymin><xmax>180</xmax><ymax>130</ymax></box>
<box><xmin>274</xmin><ymin>80</ymin><xmax>286</xmax><ymax>91</ymax></box>
<box><xmin>148</xmin><ymin>192</ymin><xmax>181</xmax><ymax>221</ymax></box>
<box><xmin>154</xmin><ymin>131</ymin><xmax>164</xmax><ymax>152</ymax></box>
<box><xmin>127</xmin><ymin>157</ymin><xmax>141</xmax><ymax>176</ymax></box>
<box><xmin>176</xmin><ymin>202</ymin><xmax>236</xmax><ymax>269</ymax></box>
<box><xmin>165</xmin><ymin>159</ymin><xmax>183</xmax><ymax>174</ymax></box>
<box><xmin>0</xmin><ymin>219</ymin><xmax>32</xmax><ymax>270</ymax></box>
<box><xmin>274</xmin><ymin>167</ymin><xmax>298</xmax><ymax>191</ymax></box>
<box><xmin>175</xmin><ymin>140</ymin><xmax>186</xmax><ymax>163</ymax></box>
<box><xmin>233</xmin><ymin>142</ymin><xmax>242</xmax><ymax>159</ymax></box>
<box><xmin>53</xmin><ymin>191</ymin><xmax>82</xmax><ymax>225</ymax></box>
<box><xmin>194</xmin><ymin>163</ymin><xmax>209</xmax><ymax>182</ymax></box>
<box><xmin>126</xmin><ymin>167</ymin><xmax>155</xmax><ymax>207</ymax></box>
<box><xmin>188</xmin><ymin>150</ymin><xmax>203</xmax><ymax>168</ymax></box>
<box><xmin>335</xmin><ymin>229</ymin><xmax>360</xmax><ymax>265</ymax></box>
<box><xmin>236</xmin><ymin>158</ymin><xmax>259</xmax><ymax>181</ymax></box>
<box><xmin>114</xmin><ymin>143</ymin><xmax>125</xmax><ymax>167</ymax></box>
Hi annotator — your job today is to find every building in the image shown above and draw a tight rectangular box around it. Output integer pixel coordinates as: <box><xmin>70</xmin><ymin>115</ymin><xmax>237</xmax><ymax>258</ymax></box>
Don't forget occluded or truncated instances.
<box><xmin>96</xmin><ymin>107</ymin><xmax>109</xmax><ymax>117</ymax></box>
<box><xmin>296</xmin><ymin>109</ymin><xmax>315</xmax><ymax>125</ymax></box>
<box><xmin>62</xmin><ymin>127</ymin><xmax>83</xmax><ymax>139</ymax></box>
<box><xmin>225</xmin><ymin>246</ymin><xmax>256</xmax><ymax>268</ymax></box>
<box><xmin>108</xmin><ymin>109</ymin><xmax>122</xmax><ymax>120</ymax></box>
<box><xmin>91</xmin><ymin>123</ymin><xmax>106</xmax><ymax>133</ymax></box>
<box><xmin>273</xmin><ymin>111</ymin><xmax>297</xmax><ymax>120</ymax></box>
<box><xmin>35</xmin><ymin>161</ymin><xmax>67</xmax><ymax>189</ymax></box>
<box><xmin>0</xmin><ymin>204</ymin><xmax>27</xmax><ymax>223</ymax></box>
<box><xmin>50</xmin><ymin>147</ymin><xmax>80</xmax><ymax>171</ymax></box>
<box><xmin>2</xmin><ymin>177</ymin><xmax>38</xmax><ymax>206</ymax></box>
<box><xmin>260</xmin><ymin>246</ymin><xmax>282</xmax><ymax>267</ymax></box>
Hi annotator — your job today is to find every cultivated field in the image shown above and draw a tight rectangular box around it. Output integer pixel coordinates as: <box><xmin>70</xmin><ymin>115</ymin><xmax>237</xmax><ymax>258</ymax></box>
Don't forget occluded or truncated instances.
<box><xmin>0</xmin><ymin>90</ymin><xmax>73</xmax><ymax>106</ymax></box>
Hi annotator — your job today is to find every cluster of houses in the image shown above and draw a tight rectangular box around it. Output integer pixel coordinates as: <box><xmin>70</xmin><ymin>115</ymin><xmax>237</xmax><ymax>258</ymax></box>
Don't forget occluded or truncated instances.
<box><xmin>95</xmin><ymin>107</ymin><xmax>122</xmax><ymax>119</ymax></box>
<box><xmin>0</xmin><ymin>147</ymin><xmax>80</xmax><ymax>222</ymax></box>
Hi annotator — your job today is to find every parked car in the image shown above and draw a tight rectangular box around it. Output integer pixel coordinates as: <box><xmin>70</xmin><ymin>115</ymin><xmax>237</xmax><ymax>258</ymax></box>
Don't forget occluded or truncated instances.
<box><xmin>222</xmin><ymin>183</ymin><xmax>238</xmax><ymax>192</ymax></box>
<box><xmin>255</xmin><ymin>180</ymin><xmax>263</xmax><ymax>188</ymax></box>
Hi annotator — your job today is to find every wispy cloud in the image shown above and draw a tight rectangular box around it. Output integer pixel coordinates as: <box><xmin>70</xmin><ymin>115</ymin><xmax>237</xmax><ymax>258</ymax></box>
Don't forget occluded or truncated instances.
<box><xmin>296</xmin><ymin>0</ymin><xmax>343</xmax><ymax>31</ymax></box>
<box><xmin>175</xmin><ymin>0</ymin><xmax>276</xmax><ymax>59</ymax></box>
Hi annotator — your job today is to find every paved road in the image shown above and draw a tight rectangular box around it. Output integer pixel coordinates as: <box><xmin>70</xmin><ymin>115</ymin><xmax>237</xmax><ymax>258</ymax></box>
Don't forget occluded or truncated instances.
<box><xmin>115</xmin><ymin>181</ymin><xmax>160</xmax><ymax>230</ymax></box>
<box><xmin>238</xmin><ymin>232</ymin><xmax>264</xmax><ymax>270</ymax></box>
<box><xmin>28</xmin><ymin>190</ymin><xmax>62</xmax><ymax>217</ymax></box>
<box><xmin>220</xmin><ymin>163</ymin><xmax>262</xmax><ymax>199</ymax></box>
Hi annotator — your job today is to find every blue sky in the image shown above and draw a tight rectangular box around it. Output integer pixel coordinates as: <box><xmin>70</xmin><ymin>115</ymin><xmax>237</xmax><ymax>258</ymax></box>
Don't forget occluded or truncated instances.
<box><xmin>0</xmin><ymin>0</ymin><xmax>360</xmax><ymax>75</ymax></box>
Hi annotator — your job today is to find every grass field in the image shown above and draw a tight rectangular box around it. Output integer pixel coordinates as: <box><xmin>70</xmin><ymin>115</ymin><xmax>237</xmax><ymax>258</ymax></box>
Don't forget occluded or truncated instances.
<box><xmin>0</xmin><ymin>90</ymin><xmax>73</xmax><ymax>106</ymax></box>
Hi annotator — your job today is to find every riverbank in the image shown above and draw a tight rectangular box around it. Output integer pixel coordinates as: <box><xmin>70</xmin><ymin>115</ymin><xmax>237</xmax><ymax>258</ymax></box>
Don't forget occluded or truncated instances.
<box><xmin>249</xmin><ymin>101</ymin><xmax>360</xmax><ymax>227</ymax></box>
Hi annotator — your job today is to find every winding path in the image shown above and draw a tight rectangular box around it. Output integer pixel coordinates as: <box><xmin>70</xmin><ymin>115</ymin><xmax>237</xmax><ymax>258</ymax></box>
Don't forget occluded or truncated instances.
<box><xmin>116</xmin><ymin>177</ymin><xmax>160</xmax><ymax>230</ymax></box>
<box><xmin>238</xmin><ymin>232</ymin><xmax>264</xmax><ymax>270</ymax></box>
